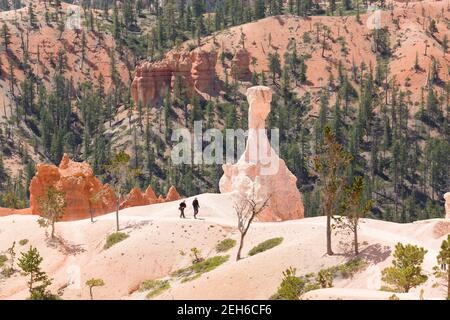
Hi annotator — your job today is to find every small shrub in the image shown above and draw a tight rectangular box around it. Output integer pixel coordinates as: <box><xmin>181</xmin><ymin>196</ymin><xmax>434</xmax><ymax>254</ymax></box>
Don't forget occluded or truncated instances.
<box><xmin>302</xmin><ymin>32</ymin><xmax>312</xmax><ymax>44</ymax></box>
<box><xmin>270</xmin><ymin>267</ymin><xmax>320</xmax><ymax>300</ymax></box>
<box><xmin>139</xmin><ymin>279</ymin><xmax>167</xmax><ymax>292</ymax></box>
<box><xmin>316</xmin><ymin>268</ymin><xmax>334</xmax><ymax>288</ymax></box>
<box><xmin>29</xmin><ymin>291</ymin><xmax>61</xmax><ymax>300</ymax></box>
<box><xmin>248</xmin><ymin>237</ymin><xmax>283</xmax><ymax>256</ymax></box>
<box><xmin>337</xmin><ymin>258</ymin><xmax>367</xmax><ymax>279</ymax></box>
<box><xmin>104</xmin><ymin>232</ymin><xmax>129</xmax><ymax>250</ymax></box>
<box><xmin>1</xmin><ymin>267</ymin><xmax>14</xmax><ymax>277</ymax></box>
<box><xmin>171</xmin><ymin>255</ymin><xmax>230</xmax><ymax>281</ymax></box>
<box><xmin>190</xmin><ymin>247</ymin><xmax>203</xmax><ymax>264</ymax></box>
<box><xmin>192</xmin><ymin>255</ymin><xmax>229</xmax><ymax>274</ymax></box>
<box><xmin>139</xmin><ymin>280</ymin><xmax>170</xmax><ymax>299</ymax></box>
<box><xmin>187</xmin><ymin>43</ymin><xmax>198</xmax><ymax>52</ymax></box>
<box><xmin>85</xmin><ymin>278</ymin><xmax>105</xmax><ymax>300</ymax></box>
<box><xmin>216</xmin><ymin>239</ymin><xmax>236</xmax><ymax>252</ymax></box>
<box><xmin>180</xmin><ymin>274</ymin><xmax>201</xmax><ymax>283</ymax></box>
<box><xmin>0</xmin><ymin>254</ymin><xmax>7</xmax><ymax>268</ymax></box>
<box><xmin>19</xmin><ymin>239</ymin><xmax>29</xmax><ymax>246</ymax></box>
<box><xmin>389</xmin><ymin>294</ymin><xmax>400</xmax><ymax>300</ymax></box>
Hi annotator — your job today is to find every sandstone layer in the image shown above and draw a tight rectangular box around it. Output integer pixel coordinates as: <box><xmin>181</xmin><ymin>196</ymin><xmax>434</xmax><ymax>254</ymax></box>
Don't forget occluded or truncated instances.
<box><xmin>131</xmin><ymin>49</ymin><xmax>217</xmax><ymax>107</ymax></box>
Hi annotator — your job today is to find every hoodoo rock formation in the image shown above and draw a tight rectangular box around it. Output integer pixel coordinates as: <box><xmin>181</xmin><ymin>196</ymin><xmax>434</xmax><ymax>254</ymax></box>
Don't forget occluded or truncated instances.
<box><xmin>131</xmin><ymin>49</ymin><xmax>217</xmax><ymax>107</ymax></box>
<box><xmin>219</xmin><ymin>86</ymin><xmax>304</xmax><ymax>222</ymax></box>
<box><xmin>191</xmin><ymin>50</ymin><xmax>217</xmax><ymax>92</ymax></box>
<box><xmin>120</xmin><ymin>187</ymin><xmax>149</xmax><ymax>210</ymax></box>
<box><xmin>29</xmin><ymin>154</ymin><xmax>116</xmax><ymax>221</ymax></box>
<box><xmin>165</xmin><ymin>186</ymin><xmax>181</xmax><ymax>202</ymax></box>
<box><xmin>145</xmin><ymin>186</ymin><xmax>158</xmax><ymax>203</ymax></box>
<box><xmin>29</xmin><ymin>155</ymin><xmax>183</xmax><ymax>218</ymax></box>
<box><xmin>120</xmin><ymin>186</ymin><xmax>182</xmax><ymax>209</ymax></box>
<box><xmin>444</xmin><ymin>193</ymin><xmax>450</xmax><ymax>219</ymax></box>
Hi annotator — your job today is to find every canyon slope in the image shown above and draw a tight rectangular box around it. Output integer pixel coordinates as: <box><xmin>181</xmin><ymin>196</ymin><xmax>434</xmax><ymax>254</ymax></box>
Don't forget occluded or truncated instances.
<box><xmin>0</xmin><ymin>194</ymin><xmax>448</xmax><ymax>300</ymax></box>
<box><xmin>132</xmin><ymin>1</ymin><xmax>450</xmax><ymax>111</ymax></box>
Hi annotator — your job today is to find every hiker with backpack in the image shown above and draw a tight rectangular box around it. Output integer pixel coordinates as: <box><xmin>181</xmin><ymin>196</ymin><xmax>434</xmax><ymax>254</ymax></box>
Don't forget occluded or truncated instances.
<box><xmin>193</xmin><ymin>198</ymin><xmax>200</xmax><ymax>219</ymax></box>
<box><xmin>179</xmin><ymin>201</ymin><xmax>187</xmax><ymax>219</ymax></box>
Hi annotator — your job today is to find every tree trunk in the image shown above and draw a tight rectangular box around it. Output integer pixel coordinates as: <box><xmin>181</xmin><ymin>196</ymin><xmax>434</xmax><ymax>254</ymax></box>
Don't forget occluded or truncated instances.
<box><xmin>354</xmin><ymin>225</ymin><xmax>359</xmax><ymax>256</ymax></box>
<box><xmin>322</xmin><ymin>38</ymin><xmax>326</xmax><ymax>57</ymax></box>
<box><xmin>29</xmin><ymin>274</ymin><xmax>33</xmax><ymax>293</ymax></box>
<box><xmin>116</xmin><ymin>193</ymin><xmax>120</xmax><ymax>232</ymax></box>
<box><xmin>89</xmin><ymin>287</ymin><xmax>93</xmax><ymax>300</ymax></box>
<box><xmin>116</xmin><ymin>202</ymin><xmax>120</xmax><ymax>232</ymax></box>
<box><xmin>236</xmin><ymin>234</ymin><xmax>245</xmax><ymax>261</ymax></box>
<box><xmin>447</xmin><ymin>268</ymin><xmax>450</xmax><ymax>300</ymax></box>
<box><xmin>326</xmin><ymin>214</ymin><xmax>334</xmax><ymax>255</ymax></box>
<box><xmin>90</xmin><ymin>209</ymin><xmax>94</xmax><ymax>223</ymax></box>
<box><xmin>51</xmin><ymin>221</ymin><xmax>55</xmax><ymax>239</ymax></box>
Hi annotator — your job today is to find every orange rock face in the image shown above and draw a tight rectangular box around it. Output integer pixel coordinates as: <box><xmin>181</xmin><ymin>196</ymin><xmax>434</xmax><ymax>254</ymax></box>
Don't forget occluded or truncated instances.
<box><xmin>165</xmin><ymin>186</ymin><xmax>181</xmax><ymax>202</ymax></box>
<box><xmin>131</xmin><ymin>49</ymin><xmax>217</xmax><ymax>107</ymax></box>
<box><xmin>29</xmin><ymin>154</ymin><xmax>117</xmax><ymax>221</ymax></box>
<box><xmin>191</xmin><ymin>50</ymin><xmax>217</xmax><ymax>93</ymax></box>
<box><xmin>145</xmin><ymin>186</ymin><xmax>158</xmax><ymax>204</ymax></box>
<box><xmin>120</xmin><ymin>187</ymin><xmax>150</xmax><ymax>209</ymax></box>
<box><xmin>0</xmin><ymin>207</ymin><xmax>31</xmax><ymax>217</ymax></box>
<box><xmin>22</xmin><ymin>155</ymin><xmax>183</xmax><ymax>221</ymax></box>
<box><xmin>120</xmin><ymin>185</ymin><xmax>182</xmax><ymax>209</ymax></box>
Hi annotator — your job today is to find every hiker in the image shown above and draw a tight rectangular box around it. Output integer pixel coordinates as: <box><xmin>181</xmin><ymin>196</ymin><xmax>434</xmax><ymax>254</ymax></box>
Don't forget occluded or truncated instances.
<box><xmin>192</xmin><ymin>198</ymin><xmax>200</xmax><ymax>219</ymax></box>
<box><xmin>179</xmin><ymin>201</ymin><xmax>187</xmax><ymax>219</ymax></box>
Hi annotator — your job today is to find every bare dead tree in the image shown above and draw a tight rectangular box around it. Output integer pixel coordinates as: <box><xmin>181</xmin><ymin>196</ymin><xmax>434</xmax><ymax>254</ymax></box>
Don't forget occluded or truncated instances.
<box><xmin>234</xmin><ymin>187</ymin><xmax>270</xmax><ymax>261</ymax></box>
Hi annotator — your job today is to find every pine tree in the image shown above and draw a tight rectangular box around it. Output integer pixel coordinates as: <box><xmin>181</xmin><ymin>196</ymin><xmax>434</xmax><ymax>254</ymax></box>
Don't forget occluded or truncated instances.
<box><xmin>268</xmin><ymin>52</ymin><xmax>281</xmax><ymax>83</ymax></box>
<box><xmin>112</xmin><ymin>2</ymin><xmax>121</xmax><ymax>40</ymax></box>
<box><xmin>1</xmin><ymin>22</ymin><xmax>11</xmax><ymax>52</ymax></box>
<box><xmin>313</xmin><ymin>127</ymin><xmax>353</xmax><ymax>255</ymax></box>
<box><xmin>343</xmin><ymin>0</ymin><xmax>352</xmax><ymax>10</ymax></box>
<box><xmin>103</xmin><ymin>151</ymin><xmax>136</xmax><ymax>232</ymax></box>
<box><xmin>442</xmin><ymin>34</ymin><xmax>448</xmax><ymax>56</ymax></box>
<box><xmin>37</xmin><ymin>187</ymin><xmax>67</xmax><ymax>239</ymax></box>
<box><xmin>28</xmin><ymin>3</ymin><xmax>37</xmax><ymax>28</ymax></box>
<box><xmin>414</xmin><ymin>51</ymin><xmax>420</xmax><ymax>72</ymax></box>
<box><xmin>18</xmin><ymin>246</ymin><xmax>57</xmax><ymax>300</ymax></box>
<box><xmin>255</xmin><ymin>0</ymin><xmax>265</xmax><ymax>20</ymax></box>
<box><xmin>86</xmin><ymin>278</ymin><xmax>105</xmax><ymax>300</ymax></box>
<box><xmin>81</xmin><ymin>30</ymin><xmax>87</xmax><ymax>69</ymax></box>
<box><xmin>123</xmin><ymin>0</ymin><xmax>135</xmax><ymax>30</ymax></box>
<box><xmin>382</xmin><ymin>243</ymin><xmax>428</xmax><ymax>293</ymax></box>
<box><xmin>337</xmin><ymin>176</ymin><xmax>373</xmax><ymax>255</ymax></box>
<box><xmin>433</xmin><ymin>235</ymin><xmax>450</xmax><ymax>300</ymax></box>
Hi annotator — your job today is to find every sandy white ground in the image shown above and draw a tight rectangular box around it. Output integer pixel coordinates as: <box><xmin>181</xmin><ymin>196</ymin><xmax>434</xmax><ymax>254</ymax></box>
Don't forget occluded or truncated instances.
<box><xmin>0</xmin><ymin>193</ymin><xmax>448</xmax><ymax>300</ymax></box>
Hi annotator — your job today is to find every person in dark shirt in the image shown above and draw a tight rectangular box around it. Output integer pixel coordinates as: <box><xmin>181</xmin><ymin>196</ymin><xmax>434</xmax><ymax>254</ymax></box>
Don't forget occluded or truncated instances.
<box><xmin>179</xmin><ymin>201</ymin><xmax>187</xmax><ymax>219</ymax></box>
<box><xmin>192</xmin><ymin>198</ymin><xmax>200</xmax><ymax>219</ymax></box>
